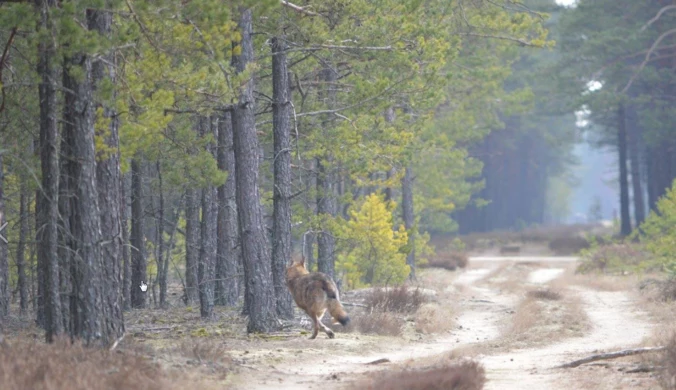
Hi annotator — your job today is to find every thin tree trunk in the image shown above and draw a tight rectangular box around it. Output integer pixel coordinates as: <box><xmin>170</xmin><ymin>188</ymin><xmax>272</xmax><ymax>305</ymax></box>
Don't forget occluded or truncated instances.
<box><xmin>185</xmin><ymin>187</ymin><xmax>200</xmax><ymax>305</ymax></box>
<box><xmin>36</xmin><ymin>0</ymin><xmax>62</xmax><ymax>341</ymax></box>
<box><xmin>215</xmin><ymin>112</ymin><xmax>239</xmax><ymax>306</ymax></box>
<box><xmin>0</xmin><ymin>153</ymin><xmax>8</xmax><ymax>318</ymax></box>
<box><xmin>271</xmin><ymin>36</ymin><xmax>295</xmax><ymax>319</ymax></box>
<box><xmin>232</xmin><ymin>7</ymin><xmax>278</xmax><ymax>333</ymax></box>
<box><xmin>130</xmin><ymin>158</ymin><xmax>147</xmax><ymax>308</ymax></box>
<box><xmin>618</xmin><ymin>104</ymin><xmax>632</xmax><ymax>236</ymax></box>
<box><xmin>121</xmin><ymin>173</ymin><xmax>131</xmax><ymax>310</ymax></box>
<box><xmin>17</xmin><ymin>187</ymin><xmax>29</xmax><ymax>314</ymax></box>
<box><xmin>89</xmin><ymin>7</ymin><xmax>124</xmax><ymax>340</ymax></box>
<box><xmin>155</xmin><ymin>161</ymin><xmax>167</xmax><ymax>308</ymax></box>
<box><xmin>303</xmin><ymin>158</ymin><xmax>316</xmax><ymax>272</ymax></box>
<box><xmin>402</xmin><ymin>166</ymin><xmax>416</xmax><ymax>280</ymax></box>
<box><xmin>58</xmin><ymin>89</ymin><xmax>74</xmax><ymax>334</ymax></box>
<box><xmin>198</xmin><ymin>117</ymin><xmax>217</xmax><ymax>318</ymax></box>
<box><xmin>626</xmin><ymin>107</ymin><xmax>645</xmax><ymax>227</ymax></box>
<box><xmin>383</xmin><ymin>107</ymin><xmax>396</xmax><ymax>203</ymax></box>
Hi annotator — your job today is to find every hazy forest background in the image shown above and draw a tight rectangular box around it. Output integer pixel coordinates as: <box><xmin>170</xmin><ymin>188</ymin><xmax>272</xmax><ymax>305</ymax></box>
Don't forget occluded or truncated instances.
<box><xmin>0</xmin><ymin>0</ymin><xmax>676</xmax><ymax>357</ymax></box>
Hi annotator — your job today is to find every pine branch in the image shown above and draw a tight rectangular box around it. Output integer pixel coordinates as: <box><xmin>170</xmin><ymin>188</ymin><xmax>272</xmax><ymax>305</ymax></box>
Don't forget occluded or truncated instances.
<box><xmin>280</xmin><ymin>0</ymin><xmax>318</xmax><ymax>16</ymax></box>
<box><xmin>622</xmin><ymin>28</ymin><xmax>676</xmax><ymax>94</ymax></box>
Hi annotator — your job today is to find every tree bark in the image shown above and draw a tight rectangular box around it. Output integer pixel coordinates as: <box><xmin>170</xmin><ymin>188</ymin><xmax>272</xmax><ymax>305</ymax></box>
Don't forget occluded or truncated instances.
<box><xmin>120</xmin><ymin>173</ymin><xmax>131</xmax><ymax>311</ymax></box>
<box><xmin>184</xmin><ymin>187</ymin><xmax>200</xmax><ymax>305</ymax></box>
<box><xmin>198</xmin><ymin>117</ymin><xmax>217</xmax><ymax>318</ymax></box>
<box><xmin>58</xmin><ymin>88</ymin><xmax>74</xmax><ymax>334</ymax></box>
<box><xmin>215</xmin><ymin>112</ymin><xmax>240</xmax><ymax>306</ymax></box>
<box><xmin>130</xmin><ymin>158</ymin><xmax>146</xmax><ymax>308</ymax></box>
<box><xmin>401</xmin><ymin>166</ymin><xmax>416</xmax><ymax>280</ymax></box>
<box><xmin>36</xmin><ymin>0</ymin><xmax>62</xmax><ymax>341</ymax></box>
<box><xmin>232</xmin><ymin>7</ymin><xmax>278</xmax><ymax>333</ymax></box>
<box><xmin>155</xmin><ymin>161</ymin><xmax>167</xmax><ymax>308</ymax></box>
<box><xmin>17</xmin><ymin>187</ymin><xmax>29</xmax><ymax>314</ymax></box>
<box><xmin>618</xmin><ymin>104</ymin><xmax>632</xmax><ymax>236</ymax></box>
<box><xmin>89</xmin><ymin>7</ymin><xmax>124</xmax><ymax>340</ymax></box>
<box><xmin>271</xmin><ymin>36</ymin><xmax>295</xmax><ymax>319</ymax></box>
<box><xmin>626</xmin><ymin>106</ymin><xmax>645</xmax><ymax>227</ymax></box>
<box><xmin>0</xmin><ymin>153</ymin><xmax>8</xmax><ymax>318</ymax></box>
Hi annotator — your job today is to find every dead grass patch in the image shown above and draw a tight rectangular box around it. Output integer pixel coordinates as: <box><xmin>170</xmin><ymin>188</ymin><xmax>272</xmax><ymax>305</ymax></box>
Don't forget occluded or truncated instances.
<box><xmin>359</xmin><ymin>360</ymin><xmax>486</xmax><ymax>390</ymax></box>
<box><xmin>421</xmin><ymin>252</ymin><xmax>469</xmax><ymax>271</ymax></box>
<box><xmin>348</xmin><ymin>312</ymin><xmax>404</xmax><ymax>336</ymax></box>
<box><xmin>548</xmin><ymin>235</ymin><xmax>590</xmax><ymax>255</ymax></box>
<box><xmin>659</xmin><ymin>334</ymin><xmax>676</xmax><ymax>389</ymax></box>
<box><xmin>0</xmin><ymin>338</ymin><xmax>173</xmax><ymax>390</ymax></box>
<box><xmin>415</xmin><ymin>303</ymin><xmax>454</xmax><ymax>334</ymax></box>
<box><xmin>365</xmin><ymin>286</ymin><xmax>428</xmax><ymax>314</ymax></box>
<box><xmin>177</xmin><ymin>339</ymin><xmax>231</xmax><ymax>365</ymax></box>
<box><xmin>526</xmin><ymin>288</ymin><xmax>562</xmax><ymax>301</ymax></box>
<box><xmin>576</xmin><ymin>242</ymin><xmax>651</xmax><ymax>275</ymax></box>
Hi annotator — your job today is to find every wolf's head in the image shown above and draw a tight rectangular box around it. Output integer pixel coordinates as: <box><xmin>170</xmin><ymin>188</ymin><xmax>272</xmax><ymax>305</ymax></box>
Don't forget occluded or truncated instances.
<box><xmin>286</xmin><ymin>258</ymin><xmax>309</xmax><ymax>284</ymax></box>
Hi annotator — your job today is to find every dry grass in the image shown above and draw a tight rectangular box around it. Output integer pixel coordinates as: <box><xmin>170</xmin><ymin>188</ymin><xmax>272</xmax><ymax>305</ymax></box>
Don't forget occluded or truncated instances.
<box><xmin>421</xmin><ymin>252</ymin><xmax>469</xmax><ymax>271</ymax></box>
<box><xmin>526</xmin><ymin>288</ymin><xmax>562</xmax><ymax>301</ymax></box>
<box><xmin>365</xmin><ymin>286</ymin><xmax>428</xmax><ymax>314</ymax></box>
<box><xmin>548</xmin><ymin>235</ymin><xmax>590</xmax><ymax>255</ymax></box>
<box><xmin>177</xmin><ymin>339</ymin><xmax>231</xmax><ymax>365</ymax></box>
<box><xmin>359</xmin><ymin>360</ymin><xmax>486</xmax><ymax>390</ymax></box>
<box><xmin>0</xmin><ymin>338</ymin><xmax>173</xmax><ymax>390</ymax></box>
<box><xmin>660</xmin><ymin>279</ymin><xmax>676</xmax><ymax>302</ymax></box>
<box><xmin>659</xmin><ymin>334</ymin><xmax>676</xmax><ymax>389</ymax></box>
<box><xmin>415</xmin><ymin>303</ymin><xmax>454</xmax><ymax>334</ymax></box>
<box><xmin>344</xmin><ymin>312</ymin><xmax>404</xmax><ymax>336</ymax></box>
<box><xmin>576</xmin><ymin>242</ymin><xmax>651</xmax><ymax>274</ymax></box>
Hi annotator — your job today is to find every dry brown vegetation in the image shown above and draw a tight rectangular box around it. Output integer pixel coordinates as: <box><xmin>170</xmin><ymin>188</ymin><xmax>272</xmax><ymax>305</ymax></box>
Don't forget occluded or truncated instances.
<box><xmin>0</xmin><ymin>338</ymin><xmax>173</xmax><ymax>390</ymax></box>
<box><xmin>359</xmin><ymin>360</ymin><xmax>486</xmax><ymax>390</ymax></box>
<box><xmin>576</xmin><ymin>242</ymin><xmax>651</xmax><ymax>274</ymax></box>
<box><xmin>526</xmin><ymin>288</ymin><xmax>562</xmax><ymax>301</ymax></box>
<box><xmin>420</xmin><ymin>252</ymin><xmax>469</xmax><ymax>271</ymax></box>
<box><xmin>349</xmin><ymin>312</ymin><xmax>405</xmax><ymax>336</ymax></box>
<box><xmin>414</xmin><ymin>303</ymin><xmax>454</xmax><ymax>334</ymax></box>
<box><xmin>365</xmin><ymin>286</ymin><xmax>428</xmax><ymax>314</ymax></box>
<box><xmin>659</xmin><ymin>334</ymin><xmax>676</xmax><ymax>389</ymax></box>
<box><xmin>548</xmin><ymin>235</ymin><xmax>590</xmax><ymax>255</ymax></box>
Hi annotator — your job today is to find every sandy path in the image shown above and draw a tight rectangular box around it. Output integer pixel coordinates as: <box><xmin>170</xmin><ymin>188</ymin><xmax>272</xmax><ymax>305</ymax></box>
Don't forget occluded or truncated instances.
<box><xmin>480</xmin><ymin>274</ymin><xmax>654</xmax><ymax>389</ymax></box>
<box><xmin>234</xmin><ymin>258</ymin><xmax>654</xmax><ymax>390</ymax></box>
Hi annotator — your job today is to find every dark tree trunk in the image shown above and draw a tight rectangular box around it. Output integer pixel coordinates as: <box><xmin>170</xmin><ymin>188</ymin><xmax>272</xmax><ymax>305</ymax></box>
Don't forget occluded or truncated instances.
<box><xmin>626</xmin><ymin>105</ymin><xmax>645</xmax><ymax>227</ymax></box>
<box><xmin>198</xmin><ymin>117</ymin><xmax>217</xmax><ymax>318</ymax></box>
<box><xmin>383</xmin><ymin>107</ymin><xmax>397</xmax><ymax>203</ymax></box>
<box><xmin>36</xmin><ymin>0</ymin><xmax>63</xmax><ymax>341</ymax></box>
<box><xmin>130</xmin><ymin>159</ymin><xmax>147</xmax><ymax>308</ymax></box>
<box><xmin>58</xmin><ymin>91</ymin><xmax>74</xmax><ymax>334</ymax></box>
<box><xmin>271</xmin><ymin>37</ymin><xmax>295</xmax><ymax>319</ymax></box>
<box><xmin>401</xmin><ymin>166</ymin><xmax>416</xmax><ymax>280</ymax></box>
<box><xmin>89</xmin><ymin>7</ymin><xmax>124</xmax><ymax>340</ymax></box>
<box><xmin>184</xmin><ymin>188</ymin><xmax>200</xmax><ymax>305</ymax></box>
<box><xmin>0</xmin><ymin>153</ymin><xmax>8</xmax><ymax>318</ymax></box>
<box><xmin>232</xmin><ymin>7</ymin><xmax>278</xmax><ymax>333</ymax></box>
<box><xmin>64</xmin><ymin>41</ymin><xmax>123</xmax><ymax>345</ymax></box>
<box><xmin>17</xmin><ymin>187</ymin><xmax>29</xmax><ymax>314</ymax></box>
<box><xmin>120</xmin><ymin>173</ymin><xmax>131</xmax><ymax>311</ymax></box>
<box><xmin>215</xmin><ymin>113</ymin><xmax>240</xmax><ymax>306</ymax></box>
<box><xmin>618</xmin><ymin>104</ymin><xmax>632</xmax><ymax>236</ymax></box>
<box><xmin>155</xmin><ymin>161</ymin><xmax>168</xmax><ymax>308</ymax></box>
<box><xmin>303</xmin><ymin>158</ymin><xmax>316</xmax><ymax>272</ymax></box>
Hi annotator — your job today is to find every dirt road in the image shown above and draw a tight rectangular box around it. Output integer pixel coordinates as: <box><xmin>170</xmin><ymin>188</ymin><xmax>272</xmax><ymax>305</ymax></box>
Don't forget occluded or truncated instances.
<box><xmin>231</xmin><ymin>256</ymin><xmax>657</xmax><ymax>389</ymax></box>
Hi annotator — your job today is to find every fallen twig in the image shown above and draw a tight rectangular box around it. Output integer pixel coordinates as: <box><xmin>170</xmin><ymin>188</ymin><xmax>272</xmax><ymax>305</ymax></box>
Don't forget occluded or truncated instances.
<box><xmin>109</xmin><ymin>332</ymin><xmax>125</xmax><ymax>351</ymax></box>
<box><xmin>556</xmin><ymin>346</ymin><xmax>666</xmax><ymax>369</ymax></box>
<box><xmin>342</xmin><ymin>302</ymin><xmax>368</xmax><ymax>308</ymax></box>
<box><xmin>141</xmin><ymin>326</ymin><xmax>175</xmax><ymax>331</ymax></box>
<box><xmin>366</xmin><ymin>358</ymin><xmax>391</xmax><ymax>365</ymax></box>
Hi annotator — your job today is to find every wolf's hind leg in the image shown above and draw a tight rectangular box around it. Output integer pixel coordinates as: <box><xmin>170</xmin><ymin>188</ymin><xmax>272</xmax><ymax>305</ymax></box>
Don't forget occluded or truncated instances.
<box><xmin>310</xmin><ymin>316</ymin><xmax>319</xmax><ymax>339</ymax></box>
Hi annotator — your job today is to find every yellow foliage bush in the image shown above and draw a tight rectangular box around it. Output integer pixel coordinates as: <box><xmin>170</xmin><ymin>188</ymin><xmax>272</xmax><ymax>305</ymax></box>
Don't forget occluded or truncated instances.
<box><xmin>337</xmin><ymin>194</ymin><xmax>410</xmax><ymax>288</ymax></box>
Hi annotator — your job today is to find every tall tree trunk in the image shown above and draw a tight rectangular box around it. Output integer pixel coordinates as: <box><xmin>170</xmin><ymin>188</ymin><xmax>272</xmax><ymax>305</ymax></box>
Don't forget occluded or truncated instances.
<box><xmin>0</xmin><ymin>153</ymin><xmax>8</xmax><ymax>318</ymax></box>
<box><xmin>58</xmin><ymin>88</ymin><xmax>74</xmax><ymax>334</ymax></box>
<box><xmin>627</xmin><ymin>109</ymin><xmax>645</xmax><ymax>227</ymax></box>
<box><xmin>618</xmin><ymin>104</ymin><xmax>632</xmax><ymax>236</ymax></box>
<box><xmin>401</xmin><ymin>166</ymin><xmax>416</xmax><ymax>280</ymax></box>
<box><xmin>232</xmin><ymin>7</ymin><xmax>278</xmax><ymax>333</ymax></box>
<box><xmin>36</xmin><ymin>0</ymin><xmax>62</xmax><ymax>341</ymax></box>
<box><xmin>89</xmin><ymin>7</ymin><xmax>124</xmax><ymax>339</ymax></box>
<box><xmin>383</xmin><ymin>107</ymin><xmax>396</xmax><ymax>203</ymax></box>
<box><xmin>198</xmin><ymin>117</ymin><xmax>217</xmax><ymax>318</ymax></box>
<box><xmin>184</xmin><ymin>187</ymin><xmax>200</xmax><ymax>305</ymax></box>
<box><xmin>215</xmin><ymin>112</ymin><xmax>240</xmax><ymax>306</ymax></box>
<box><xmin>155</xmin><ymin>161</ymin><xmax>167</xmax><ymax>308</ymax></box>
<box><xmin>120</xmin><ymin>173</ymin><xmax>131</xmax><ymax>310</ymax></box>
<box><xmin>130</xmin><ymin>158</ymin><xmax>146</xmax><ymax>308</ymax></box>
<box><xmin>17</xmin><ymin>187</ymin><xmax>29</xmax><ymax>314</ymax></box>
<box><xmin>303</xmin><ymin>158</ymin><xmax>316</xmax><ymax>272</ymax></box>
<box><xmin>271</xmin><ymin>37</ymin><xmax>295</xmax><ymax>319</ymax></box>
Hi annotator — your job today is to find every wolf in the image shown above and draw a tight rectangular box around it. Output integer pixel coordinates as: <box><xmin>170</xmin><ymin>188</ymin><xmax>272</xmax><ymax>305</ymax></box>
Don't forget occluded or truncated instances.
<box><xmin>285</xmin><ymin>259</ymin><xmax>350</xmax><ymax>339</ymax></box>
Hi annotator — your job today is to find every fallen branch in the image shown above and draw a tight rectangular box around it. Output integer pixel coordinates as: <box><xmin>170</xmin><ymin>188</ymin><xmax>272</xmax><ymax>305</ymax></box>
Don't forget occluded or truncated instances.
<box><xmin>366</xmin><ymin>358</ymin><xmax>390</xmax><ymax>365</ymax></box>
<box><xmin>556</xmin><ymin>346</ymin><xmax>666</xmax><ymax>369</ymax></box>
<box><xmin>109</xmin><ymin>332</ymin><xmax>126</xmax><ymax>351</ymax></box>
<box><xmin>141</xmin><ymin>326</ymin><xmax>175</xmax><ymax>332</ymax></box>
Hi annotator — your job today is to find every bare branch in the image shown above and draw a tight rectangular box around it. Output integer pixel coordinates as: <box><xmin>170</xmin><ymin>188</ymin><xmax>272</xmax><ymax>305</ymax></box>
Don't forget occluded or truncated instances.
<box><xmin>622</xmin><ymin>27</ymin><xmax>676</xmax><ymax>94</ymax></box>
<box><xmin>0</xmin><ymin>26</ymin><xmax>17</xmax><ymax>114</ymax></box>
<box><xmin>280</xmin><ymin>0</ymin><xmax>318</xmax><ymax>16</ymax></box>
<box><xmin>556</xmin><ymin>346</ymin><xmax>666</xmax><ymax>369</ymax></box>
<box><xmin>640</xmin><ymin>5</ymin><xmax>676</xmax><ymax>32</ymax></box>
<box><xmin>457</xmin><ymin>32</ymin><xmax>536</xmax><ymax>47</ymax></box>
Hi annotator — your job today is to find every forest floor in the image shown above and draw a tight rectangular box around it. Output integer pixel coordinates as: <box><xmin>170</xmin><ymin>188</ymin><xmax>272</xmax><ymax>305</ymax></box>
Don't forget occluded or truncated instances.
<box><xmin>3</xmin><ymin>250</ymin><xmax>674</xmax><ymax>389</ymax></box>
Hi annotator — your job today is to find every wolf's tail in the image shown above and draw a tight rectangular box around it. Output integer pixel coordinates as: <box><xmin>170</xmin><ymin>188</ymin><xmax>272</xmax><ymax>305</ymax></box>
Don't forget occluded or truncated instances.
<box><xmin>321</xmin><ymin>279</ymin><xmax>351</xmax><ymax>326</ymax></box>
